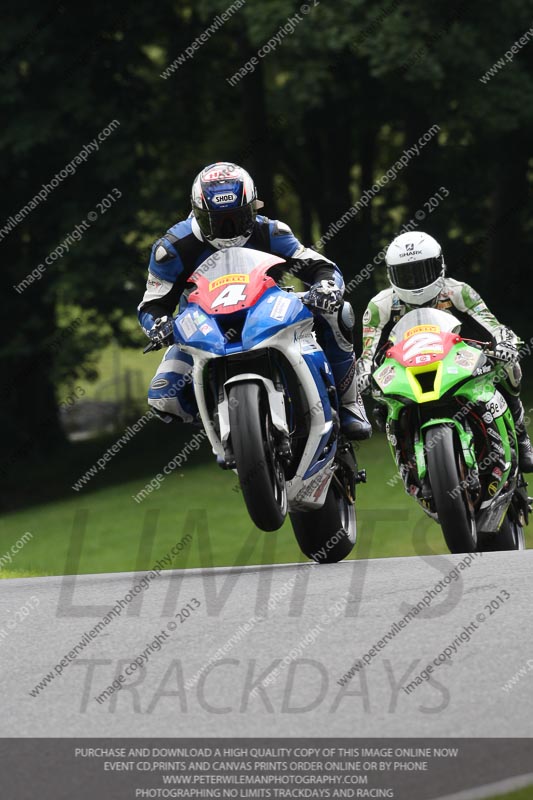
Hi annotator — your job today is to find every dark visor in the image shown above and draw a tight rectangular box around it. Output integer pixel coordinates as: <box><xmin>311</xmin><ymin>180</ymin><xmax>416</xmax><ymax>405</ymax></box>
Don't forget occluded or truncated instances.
<box><xmin>195</xmin><ymin>203</ymin><xmax>255</xmax><ymax>241</ymax></box>
<box><xmin>389</xmin><ymin>257</ymin><xmax>442</xmax><ymax>290</ymax></box>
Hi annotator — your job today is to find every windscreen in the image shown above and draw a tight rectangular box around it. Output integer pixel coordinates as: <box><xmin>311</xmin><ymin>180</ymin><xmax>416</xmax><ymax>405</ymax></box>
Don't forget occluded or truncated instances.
<box><xmin>389</xmin><ymin>307</ymin><xmax>461</xmax><ymax>343</ymax></box>
<box><xmin>190</xmin><ymin>247</ymin><xmax>285</xmax><ymax>282</ymax></box>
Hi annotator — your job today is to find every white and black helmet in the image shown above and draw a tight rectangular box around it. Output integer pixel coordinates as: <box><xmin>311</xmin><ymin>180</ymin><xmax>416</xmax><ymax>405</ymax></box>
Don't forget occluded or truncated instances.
<box><xmin>385</xmin><ymin>231</ymin><xmax>445</xmax><ymax>306</ymax></box>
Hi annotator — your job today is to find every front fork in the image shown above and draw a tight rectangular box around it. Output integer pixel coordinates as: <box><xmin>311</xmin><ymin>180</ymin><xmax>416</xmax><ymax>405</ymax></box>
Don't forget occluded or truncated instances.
<box><xmin>385</xmin><ymin>399</ymin><xmax>515</xmax><ymax>504</ymax></box>
<box><xmin>383</xmin><ymin>399</ymin><xmax>478</xmax><ymax>499</ymax></box>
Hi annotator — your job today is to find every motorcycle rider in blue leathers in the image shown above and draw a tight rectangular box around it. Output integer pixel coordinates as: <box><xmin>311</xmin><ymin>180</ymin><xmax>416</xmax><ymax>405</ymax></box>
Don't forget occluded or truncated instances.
<box><xmin>138</xmin><ymin>162</ymin><xmax>371</xmax><ymax>440</ymax></box>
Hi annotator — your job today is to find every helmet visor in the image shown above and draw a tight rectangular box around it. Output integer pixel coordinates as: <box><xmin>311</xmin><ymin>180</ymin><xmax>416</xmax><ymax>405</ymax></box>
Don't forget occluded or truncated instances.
<box><xmin>389</xmin><ymin>257</ymin><xmax>443</xmax><ymax>291</ymax></box>
<box><xmin>194</xmin><ymin>203</ymin><xmax>256</xmax><ymax>242</ymax></box>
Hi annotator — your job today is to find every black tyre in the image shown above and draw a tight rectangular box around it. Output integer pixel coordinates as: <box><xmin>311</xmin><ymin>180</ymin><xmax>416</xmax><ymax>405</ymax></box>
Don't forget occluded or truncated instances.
<box><xmin>229</xmin><ymin>382</ymin><xmax>287</xmax><ymax>532</ymax></box>
<box><xmin>290</xmin><ymin>479</ymin><xmax>356</xmax><ymax>563</ymax></box>
<box><xmin>478</xmin><ymin>515</ymin><xmax>526</xmax><ymax>551</ymax></box>
<box><xmin>425</xmin><ymin>425</ymin><xmax>477</xmax><ymax>553</ymax></box>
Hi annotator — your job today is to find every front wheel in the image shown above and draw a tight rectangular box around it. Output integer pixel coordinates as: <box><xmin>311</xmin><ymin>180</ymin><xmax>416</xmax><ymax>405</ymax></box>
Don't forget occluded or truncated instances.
<box><xmin>229</xmin><ymin>382</ymin><xmax>287</xmax><ymax>532</ymax></box>
<box><xmin>425</xmin><ymin>425</ymin><xmax>477</xmax><ymax>554</ymax></box>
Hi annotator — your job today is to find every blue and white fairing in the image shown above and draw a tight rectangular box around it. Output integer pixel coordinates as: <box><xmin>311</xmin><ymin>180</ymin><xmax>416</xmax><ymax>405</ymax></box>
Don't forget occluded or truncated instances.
<box><xmin>173</xmin><ymin>285</ymin><xmax>309</xmax><ymax>354</ymax></box>
<box><xmin>173</xmin><ymin>248</ymin><xmax>339</xmax><ymax>511</ymax></box>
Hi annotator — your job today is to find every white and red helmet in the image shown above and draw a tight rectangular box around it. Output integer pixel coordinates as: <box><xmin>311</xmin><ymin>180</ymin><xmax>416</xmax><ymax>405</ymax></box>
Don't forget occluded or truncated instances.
<box><xmin>385</xmin><ymin>231</ymin><xmax>445</xmax><ymax>305</ymax></box>
<box><xmin>191</xmin><ymin>162</ymin><xmax>262</xmax><ymax>248</ymax></box>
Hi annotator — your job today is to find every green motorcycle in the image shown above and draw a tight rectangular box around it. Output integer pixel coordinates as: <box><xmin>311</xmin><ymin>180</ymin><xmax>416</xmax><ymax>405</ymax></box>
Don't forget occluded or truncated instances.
<box><xmin>372</xmin><ymin>308</ymin><xmax>529</xmax><ymax>553</ymax></box>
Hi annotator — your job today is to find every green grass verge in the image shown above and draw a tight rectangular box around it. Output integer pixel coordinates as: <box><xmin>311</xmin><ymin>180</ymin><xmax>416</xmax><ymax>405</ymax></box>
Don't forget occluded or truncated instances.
<box><xmin>59</xmin><ymin>342</ymin><xmax>161</xmax><ymax>403</ymax></box>
<box><xmin>486</xmin><ymin>786</ymin><xmax>533</xmax><ymax>799</ymax></box>
<box><xmin>0</xmin><ymin>570</ymin><xmax>42</xmax><ymax>579</ymax></box>
<box><xmin>1</xmin><ymin>432</ymin><xmax>531</xmax><ymax>578</ymax></box>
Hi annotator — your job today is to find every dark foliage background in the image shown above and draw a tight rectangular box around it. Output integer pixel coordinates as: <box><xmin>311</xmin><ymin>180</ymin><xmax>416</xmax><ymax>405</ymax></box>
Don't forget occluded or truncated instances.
<box><xmin>1</xmin><ymin>0</ymin><xmax>532</xmax><ymax>459</ymax></box>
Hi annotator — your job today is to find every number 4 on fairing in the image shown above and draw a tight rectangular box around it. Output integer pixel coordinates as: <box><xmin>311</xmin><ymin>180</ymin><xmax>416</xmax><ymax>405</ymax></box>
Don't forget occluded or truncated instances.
<box><xmin>212</xmin><ymin>284</ymin><xmax>247</xmax><ymax>308</ymax></box>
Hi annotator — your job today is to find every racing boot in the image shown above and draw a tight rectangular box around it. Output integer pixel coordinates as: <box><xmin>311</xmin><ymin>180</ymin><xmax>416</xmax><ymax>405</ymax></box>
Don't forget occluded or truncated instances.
<box><xmin>335</xmin><ymin>352</ymin><xmax>373</xmax><ymax>440</ymax></box>
<box><xmin>151</xmin><ymin>409</ymin><xmax>178</xmax><ymax>424</ymax></box>
<box><xmin>316</xmin><ymin>304</ymin><xmax>372</xmax><ymax>440</ymax></box>
<box><xmin>506</xmin><ymin>393</ymin><xmax>533</xmax><ymax>472</ymax></box>
<box><xmin>148</xmin><ymin>346</ymin><xmax>198</xmax><ymax>423</ymax></box>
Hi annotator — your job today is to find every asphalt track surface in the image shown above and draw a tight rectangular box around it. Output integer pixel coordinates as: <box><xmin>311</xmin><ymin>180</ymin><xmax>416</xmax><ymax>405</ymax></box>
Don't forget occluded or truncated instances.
<box><xmin>3</xmin><ymin>552</ymin><xmax>533</xmax><ymax>798</ymax></box>
<box><xmin>2</xmin><ymin>549</ymin><xmax>532</xmax><ymax>742</ymax></box>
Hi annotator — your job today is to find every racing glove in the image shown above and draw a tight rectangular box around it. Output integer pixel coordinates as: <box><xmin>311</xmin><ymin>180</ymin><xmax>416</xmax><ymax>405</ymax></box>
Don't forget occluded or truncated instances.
<box><xmin>148</xmin><ymin>316</ymin><xmax>174</xmax><ymax>348</ymax></box>
<box><xmin>305</xmin><ymin>279</ymin><xmax>344</xmax><ymax>314</ymax></box>
<box><xmin>494</xmin><ymin>327</ymin><xmax>519</xmax><ymax>363</ymax></box>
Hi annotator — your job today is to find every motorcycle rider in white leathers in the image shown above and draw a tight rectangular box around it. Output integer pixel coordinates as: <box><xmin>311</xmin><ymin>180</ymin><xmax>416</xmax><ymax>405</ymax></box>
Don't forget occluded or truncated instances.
<box><xmin>357</xmin><ymin>231</ymin><xmax>533</xmax><ymax>472</ymax></box>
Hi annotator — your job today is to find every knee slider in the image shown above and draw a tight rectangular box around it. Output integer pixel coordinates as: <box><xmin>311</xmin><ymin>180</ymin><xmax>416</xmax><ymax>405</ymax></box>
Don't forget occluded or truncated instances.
<box><xmin>149</xmin><ymin>375</ymin><xmax>172</xmax><ymax>397</ymax></box>
<box><xmin>148</xmin><ymin>368</ymin><xmax>194</xmax><ymax>411</ymax></box>
<box><xmin>506</xmin><ymin>361</ymin><xmax>522</xmax><ymax>390</ymax></box>
<box><xmin>339</xmin><ymin>301</ymin><xmax>355</xmax><ymax>344</ymax></box>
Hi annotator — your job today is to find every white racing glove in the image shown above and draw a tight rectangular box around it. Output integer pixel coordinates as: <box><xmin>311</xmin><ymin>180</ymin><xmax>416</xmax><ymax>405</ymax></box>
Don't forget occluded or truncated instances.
<box><xmin>493</xmin><ymin>327</ymin><xmax>519</xmax><ymax>363</ymax></box>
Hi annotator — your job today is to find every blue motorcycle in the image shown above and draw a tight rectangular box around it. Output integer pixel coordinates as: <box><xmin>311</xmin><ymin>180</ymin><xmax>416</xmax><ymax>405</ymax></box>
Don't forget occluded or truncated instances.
<box><xmin>145</xmin><ymin>247</ymin><xmax>365</xmax><ymax>562</ymax></box>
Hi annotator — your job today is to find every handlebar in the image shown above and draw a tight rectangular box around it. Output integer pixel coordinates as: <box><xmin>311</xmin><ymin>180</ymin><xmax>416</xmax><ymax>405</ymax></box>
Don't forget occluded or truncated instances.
<box><xmin>143</xmin><ymin>336</ymin><xmax>173</xmax><ymax>354</ymax></box>
<box><xmin>460</xmin><ymin>338</ymin><xmax>493</xmax><ymax>351</ymax></box>
<box><xmin>461</xmin><ymin>338</ymin><xmax>514</xmax><ymax>363</ymax></box>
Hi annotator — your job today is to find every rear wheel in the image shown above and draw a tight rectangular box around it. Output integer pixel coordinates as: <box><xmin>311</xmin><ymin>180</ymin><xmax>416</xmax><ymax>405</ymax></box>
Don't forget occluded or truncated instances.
<box><xmin>229</xmin><ymin>382</ymin><xmax>287</xmax><ymax>532</ymax></box>
<box><xmin>425</xmin><ymin>425</ymin><xmax>477</xmax><ymax>553</ymax></box>
<box><xmin>290</xmin><ymin>470</ymin><xmax>356</xmax><ymax>563</ymax></box>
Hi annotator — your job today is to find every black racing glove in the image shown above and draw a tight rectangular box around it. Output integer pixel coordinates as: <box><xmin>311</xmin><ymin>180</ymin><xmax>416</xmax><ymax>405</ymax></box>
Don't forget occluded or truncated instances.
<box><xmin>305</xmin><ymin>279</ymin><xmax>344</xmax><ymax>314</ymax></box>
<box><xmin>148</xmin><ymin>316</ymin><xmax>174</xmax><ymax>348</ymax></box>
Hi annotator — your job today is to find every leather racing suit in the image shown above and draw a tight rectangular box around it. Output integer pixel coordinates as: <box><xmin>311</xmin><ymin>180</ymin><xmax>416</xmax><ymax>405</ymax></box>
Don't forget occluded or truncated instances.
<box><xmin>138</xmin><ymin>214</ymin><xmax>371</xmax><ymax>439</ymax></box>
